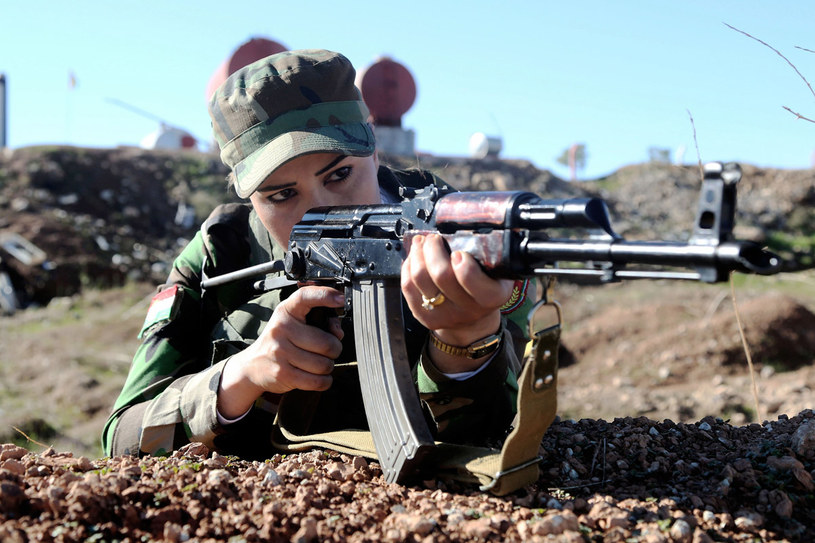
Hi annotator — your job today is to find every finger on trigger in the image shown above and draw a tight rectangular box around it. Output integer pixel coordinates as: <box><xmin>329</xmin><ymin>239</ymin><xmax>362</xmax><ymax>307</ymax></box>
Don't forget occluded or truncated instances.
<box><xmin>287</xmin><ymin>285</ymin><xmax>345</xmax><ymax>322</ymax></box>
<box><xmin>328</xmin><ymin>316</ymin><xmax>344</xmax><ymax>341</ymax></box>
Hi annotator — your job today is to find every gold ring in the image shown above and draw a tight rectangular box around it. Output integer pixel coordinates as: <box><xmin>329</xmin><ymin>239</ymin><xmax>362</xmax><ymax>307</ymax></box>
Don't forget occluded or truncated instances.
<box><xmin>421</xmin><ymin>292</ymin><xmax>446</xmax><ymax>311</ymax></box>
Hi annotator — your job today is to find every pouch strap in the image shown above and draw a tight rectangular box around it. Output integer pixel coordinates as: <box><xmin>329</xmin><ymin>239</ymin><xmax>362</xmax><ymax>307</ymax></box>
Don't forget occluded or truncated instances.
<box><xmin>271</xmin><ymin>362</ymin><xmax>380</xmax><ymax>458</ymax></box>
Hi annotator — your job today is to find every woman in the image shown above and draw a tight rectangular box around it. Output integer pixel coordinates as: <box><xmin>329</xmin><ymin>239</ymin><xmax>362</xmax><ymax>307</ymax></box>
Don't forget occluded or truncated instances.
<box><xmin>103</xmin><ymin>49</ymin><xmax>533</xmax><ymax>459</ymax></box>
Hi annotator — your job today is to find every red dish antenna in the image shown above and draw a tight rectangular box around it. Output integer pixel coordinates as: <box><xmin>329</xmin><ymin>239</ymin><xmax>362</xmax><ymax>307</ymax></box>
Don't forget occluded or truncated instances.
<box><xmin>206</xmin><ymin>37</ymin><xmax>288</xmax><ymax>100</ymax></box>
<box><xmin>357</xmin><ymin>57</ymin><xmax>416</xmax><ymax>127</ymax></box>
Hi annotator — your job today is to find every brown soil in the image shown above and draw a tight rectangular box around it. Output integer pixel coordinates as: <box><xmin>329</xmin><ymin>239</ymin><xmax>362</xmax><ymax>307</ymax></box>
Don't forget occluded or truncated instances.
<box><xmin>2</xmin><ymin>275</ymin><xmax>815</xmax><ymax>541</ymax></box>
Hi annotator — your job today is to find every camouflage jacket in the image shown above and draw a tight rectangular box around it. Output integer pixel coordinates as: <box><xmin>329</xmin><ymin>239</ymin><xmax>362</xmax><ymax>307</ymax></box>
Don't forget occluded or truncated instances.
<box><xmin>102</xmin><ymin>166</ymin><xmax>535</xmax><ymax>459</ymax></box>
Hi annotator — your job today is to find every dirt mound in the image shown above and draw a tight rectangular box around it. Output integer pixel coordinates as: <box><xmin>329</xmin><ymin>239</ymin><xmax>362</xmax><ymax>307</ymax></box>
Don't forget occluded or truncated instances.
<box><xmin>717</xmin><ymin>295</ymin><xmax>815</xmax><ymax>370</ymax></box>
<box><xmin>555</xmin><ymin>281</ymin><xmax>815</xmax><ymax>426</ymax></box>
<box><xmin>0</xmin><ymin>146</ymin><xmax>235</xmax><ymax>304</ymax></box>
<box><xmin>564</xmin><ymin>292</ymin><xmax>815</xmax><ymax>378</ymax></box>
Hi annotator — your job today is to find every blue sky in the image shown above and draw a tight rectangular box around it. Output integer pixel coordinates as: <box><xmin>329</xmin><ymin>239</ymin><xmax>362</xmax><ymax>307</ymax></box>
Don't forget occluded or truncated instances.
<box><xmin>2</xmin><ymin>1</ymin><xmax>814</xmax><ymax>179</ymax></box>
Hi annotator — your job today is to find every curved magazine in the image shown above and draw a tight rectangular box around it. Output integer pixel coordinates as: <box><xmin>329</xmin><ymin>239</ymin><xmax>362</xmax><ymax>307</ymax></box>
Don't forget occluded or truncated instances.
<box><xmin>352</xmin><ymin>278</ymin><xmax>435</xmax><ymax>483</ymax></box>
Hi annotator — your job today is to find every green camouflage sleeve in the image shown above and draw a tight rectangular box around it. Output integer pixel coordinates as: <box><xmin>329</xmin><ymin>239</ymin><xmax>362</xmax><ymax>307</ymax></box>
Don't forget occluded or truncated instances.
<box><xmin>416</xmin><ymin>279</ymin><xmax>536</xmax><ymax>444</ymax></box>
<box><xmin>102</xmin><ymin>231</ymin><xmax>227</xmax><ymax>457</ymax></box>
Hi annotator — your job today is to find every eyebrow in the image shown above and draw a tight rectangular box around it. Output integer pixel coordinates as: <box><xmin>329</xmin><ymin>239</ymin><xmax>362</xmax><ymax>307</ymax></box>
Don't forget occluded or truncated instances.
<box><xmin>256</xmin><ymin>156</ymin><xmax>348</xmax><ymax>193</ymax></box>
<box><xmin>314</xmin><ymin>155</ymin><xmax>346</xmax><ymax>175</ymax></box>
<box><xmin>256</xmin><ymin>181</ymin><xmax>295</xmax><ymax>193</ymax></box>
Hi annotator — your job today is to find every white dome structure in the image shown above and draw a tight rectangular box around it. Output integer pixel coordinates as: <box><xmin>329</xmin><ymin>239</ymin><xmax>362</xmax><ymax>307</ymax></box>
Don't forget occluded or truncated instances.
<box><xmin>140</xmin><ymin>124</ymin><xmax>197</xmax><ymax>150</ymax></box>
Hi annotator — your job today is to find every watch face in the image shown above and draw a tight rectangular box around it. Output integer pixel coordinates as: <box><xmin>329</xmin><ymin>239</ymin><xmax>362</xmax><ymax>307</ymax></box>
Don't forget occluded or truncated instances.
<box><xmin>468</xmin><ymin>334</ymin><xmax>501</xmax><ymax>358</ymax></box>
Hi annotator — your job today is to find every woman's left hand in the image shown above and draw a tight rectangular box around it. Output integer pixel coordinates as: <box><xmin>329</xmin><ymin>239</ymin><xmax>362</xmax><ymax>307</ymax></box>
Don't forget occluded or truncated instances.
<box><xmin>401</xmin><ymin>234</ymin><xmax>514</xmax><ymax>373</ymax></box>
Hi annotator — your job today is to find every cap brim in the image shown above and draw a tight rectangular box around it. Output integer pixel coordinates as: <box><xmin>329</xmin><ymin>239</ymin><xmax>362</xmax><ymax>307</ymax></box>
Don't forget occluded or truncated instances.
<box><xmin>233</xmin><ymin>123</ymin><xmax>375</xmax><ymax>198</ymax></box>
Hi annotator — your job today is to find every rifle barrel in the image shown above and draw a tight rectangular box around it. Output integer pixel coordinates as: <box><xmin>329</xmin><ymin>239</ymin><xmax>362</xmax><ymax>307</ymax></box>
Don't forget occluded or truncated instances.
<box><xmin>523</xmin><ymin>238</ymin><xmax>781</xmax><ymax>278</ymax></box>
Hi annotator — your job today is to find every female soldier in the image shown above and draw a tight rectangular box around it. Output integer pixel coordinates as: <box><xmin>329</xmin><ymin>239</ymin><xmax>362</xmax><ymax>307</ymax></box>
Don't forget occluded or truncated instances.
<box><xmin>103</xmin><ymin>49</ymin><xmax>533</xmax><ymax>458</ymax></box>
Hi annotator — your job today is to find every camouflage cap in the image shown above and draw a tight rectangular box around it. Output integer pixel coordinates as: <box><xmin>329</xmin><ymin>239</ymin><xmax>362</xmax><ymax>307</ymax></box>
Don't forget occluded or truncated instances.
<box><xmin>208</xmin><ymin>49</ymin><xmax>375</xmax><ymax>198</ymax></box>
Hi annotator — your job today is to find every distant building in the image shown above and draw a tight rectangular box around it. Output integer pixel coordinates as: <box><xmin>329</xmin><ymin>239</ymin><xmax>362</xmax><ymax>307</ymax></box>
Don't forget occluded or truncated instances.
<box><xmin>469</xmin><ymin>132</ymin><xmax>503</xmax><ymax>159</ymax></box>
<box><xmin>357</xmin><ymin>57</ymin><xmax>417</xmax><ymax>156</ymax></box>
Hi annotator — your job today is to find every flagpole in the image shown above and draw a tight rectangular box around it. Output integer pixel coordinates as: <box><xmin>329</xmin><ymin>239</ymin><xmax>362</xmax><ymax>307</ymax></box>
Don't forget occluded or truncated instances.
<box><xmin>0</xmin><ymin>73</ymin><xmax>7</xmax><ymax>148</ymax></box>
<box><xmin>66</xmin><ymin>71</ymin><xmax>76</xmax><ymax>144</ymax></box>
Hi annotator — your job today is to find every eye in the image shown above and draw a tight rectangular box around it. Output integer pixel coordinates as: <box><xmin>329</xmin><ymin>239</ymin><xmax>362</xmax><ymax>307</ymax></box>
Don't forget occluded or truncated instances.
<box><xmin>269</xmin><ymin>187</ymin><xmax>297</xmax><ymax>203</ymax></box>
<box><xmin>325</xmin><ymin>165</ymin><xmax>352</xmax><ymax>185</ymax></box>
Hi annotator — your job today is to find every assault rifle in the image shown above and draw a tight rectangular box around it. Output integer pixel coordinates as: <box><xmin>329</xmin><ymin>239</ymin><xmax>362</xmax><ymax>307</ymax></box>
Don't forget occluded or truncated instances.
<box><xmin>201</xmin><ymin>162</ymin><xmax>781</xmax><ymax>487</ymax></box>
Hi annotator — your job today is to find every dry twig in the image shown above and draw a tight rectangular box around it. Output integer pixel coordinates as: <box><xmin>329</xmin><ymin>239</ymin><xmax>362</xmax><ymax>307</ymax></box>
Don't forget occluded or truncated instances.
<box><xmin>782</xmin><ymin>106</ymin><xmax>815</xmax><ymax>124</ymax></box>
<box><xmin>725</xmin><ymin>23</ymin><xmax>815</xmax><ymax>124</ymax></box>
<box><xmin>729</xmin><ymin>273</ymin><xmax>763</xmax><ymax>423</ymax></box>
<box><xmin>686</xmin><ymin>110</ymin><xmax>704</xmax><ymax>180</ymax></box>
<box><xmin>12</xmin><ymin>426</ymin><xmax>50</xmax><ymax>449</ymax></box>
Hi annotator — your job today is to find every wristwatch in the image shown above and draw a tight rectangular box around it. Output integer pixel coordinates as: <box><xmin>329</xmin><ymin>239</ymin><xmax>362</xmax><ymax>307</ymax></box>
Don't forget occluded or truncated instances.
<box><xmin>429</xmin><ymin>330</ymin><xmax>503</xmax><ymax>359</ymax></box>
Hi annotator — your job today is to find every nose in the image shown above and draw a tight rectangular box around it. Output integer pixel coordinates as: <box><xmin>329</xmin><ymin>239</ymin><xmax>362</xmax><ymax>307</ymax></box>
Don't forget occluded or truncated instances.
<box><xmin>309</xmin><ymin>189</ymin><xmax>346</xmax><ymax>210</ymax></box>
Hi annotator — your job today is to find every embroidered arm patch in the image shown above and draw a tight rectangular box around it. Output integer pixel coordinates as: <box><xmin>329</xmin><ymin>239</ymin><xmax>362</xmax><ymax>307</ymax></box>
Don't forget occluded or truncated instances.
<box><xmin>139</xmin><ymin>285</ymin><xmax>183</xmax><ymax>338</ymax></box>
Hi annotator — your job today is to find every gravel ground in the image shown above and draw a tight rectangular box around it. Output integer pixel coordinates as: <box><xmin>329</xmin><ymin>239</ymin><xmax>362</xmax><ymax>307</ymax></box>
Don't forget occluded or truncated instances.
<box><xmin>2</xmin><ymin>410</ymin><xmax>815</xmax><ymax>542</ymax></box>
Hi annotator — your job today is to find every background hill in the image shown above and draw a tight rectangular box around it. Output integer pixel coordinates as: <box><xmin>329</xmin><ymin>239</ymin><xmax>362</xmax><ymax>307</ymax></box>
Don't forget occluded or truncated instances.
<box><xmin>1</xmin><ymin>146</ymin><xmax>811</xmax><ymax>308</ymax></box>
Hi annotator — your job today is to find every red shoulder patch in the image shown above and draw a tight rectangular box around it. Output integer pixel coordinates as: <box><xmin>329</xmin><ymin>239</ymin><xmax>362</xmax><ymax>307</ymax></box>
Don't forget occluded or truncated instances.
<box><xmin>138</xmin><ymin>285</ymin><xmax>181</xmax><ymax>338</ymax></box>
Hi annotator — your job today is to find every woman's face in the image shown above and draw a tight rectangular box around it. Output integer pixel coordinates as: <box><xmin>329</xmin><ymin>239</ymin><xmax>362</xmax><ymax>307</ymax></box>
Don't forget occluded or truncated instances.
<box><xmin>249</xmin><ymin>153</ymin><xmax>381</xmax><ymax>248</ymax></box>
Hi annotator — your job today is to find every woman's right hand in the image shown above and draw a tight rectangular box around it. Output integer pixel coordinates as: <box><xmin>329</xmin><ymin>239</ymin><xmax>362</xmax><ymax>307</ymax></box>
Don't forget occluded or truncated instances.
<box><xmin>216</xmin><ymin>285</ymin><xmax>345</xmax><ymax>419</ymax></box>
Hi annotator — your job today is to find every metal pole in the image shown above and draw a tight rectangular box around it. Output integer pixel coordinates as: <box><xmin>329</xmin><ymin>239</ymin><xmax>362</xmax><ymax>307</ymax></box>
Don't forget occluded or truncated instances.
<box><xmin>0</xmin><ymin>73</ymin><xmax>6</xmax><ymax>148</ymax></box>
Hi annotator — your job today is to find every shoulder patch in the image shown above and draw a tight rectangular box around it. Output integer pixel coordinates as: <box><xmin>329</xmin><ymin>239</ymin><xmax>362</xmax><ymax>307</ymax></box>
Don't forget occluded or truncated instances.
<box><xmin>500</xmin><ymin>279</ymin><xmax>530</xmax><ymax>315</ymax></box>
<box><xmin>138</xmin><ymin>285</ymin><xmax>182</xmax><ymax>338</ymax></box>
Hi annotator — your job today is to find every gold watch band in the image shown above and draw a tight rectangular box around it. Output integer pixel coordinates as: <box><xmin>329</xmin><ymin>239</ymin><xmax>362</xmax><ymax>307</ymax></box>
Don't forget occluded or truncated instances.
<box><xmin>429</xmin><ymin>330</ymin><xmax>502</xmax><ymax>359</ymax></box>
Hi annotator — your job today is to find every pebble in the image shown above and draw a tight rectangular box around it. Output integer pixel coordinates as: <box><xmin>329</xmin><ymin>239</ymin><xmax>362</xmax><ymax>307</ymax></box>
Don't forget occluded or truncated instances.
<box><xmin>290</xmin><ymin>469</ymin><xmax>310</xmax><ymax>480</ymax></box>
<box><xmin>734</xmin><ymin>511</ymin><xmax>763</xmax><ymax>529</ymax></box>
<box><xmin>352</xmin><ymin>456</ymin><xmax>368</xmax><ymax>470</ymax></box>
<box><xmin>388</xmin><ymin>512</ymin><xmax>435</xmax><ymax>537</ymax></box>
<box><xmin>0</xmin><ymin>445</ymin><xmax>28</xmax><ymax>462</ymax></box>
<box><xmin>1</xmin><ymin>459</ymin><xmax>25</xmax><ymax>476</ymax></box>
<box><xmin>0</xmin><ymin>481</ymin><xmax>25</xmax><ymax>510</ymax></box>
<box><xmin>204</xmin><ymin>453</ymin><xmax>228</xmax><ymax>469</ymax></box>
<box><xmin>533</xmin><ymin>511</ymin><xmax>580</xmax><ymax>536</ymax></box>
<box><xmin>791</xmin><ymin>420</ymin><xmax>815</xmax><ymax>457</ymax></box>
<box><xmin>261</xmin><ymin>468</ymin><xmax>282</xmax><ymax>486</ymax></box>
<box><xmin>546</xmin><ymin>497</ymin><xmax>563</xmax><ymax>510</ymax></box>
<box><xmin>291</xmin><ymin>517</ymin><xmax>318</xmax><ymax>543</ymax></box>
<box><xmin>669</xmin><ymin>519</ymin><xmax>692</xmax><ymax>543</ymax></box>
<box><xmin>206</xmin><ymin>469</ymin><xmax>232</xmax><ymax>485</ymax></box>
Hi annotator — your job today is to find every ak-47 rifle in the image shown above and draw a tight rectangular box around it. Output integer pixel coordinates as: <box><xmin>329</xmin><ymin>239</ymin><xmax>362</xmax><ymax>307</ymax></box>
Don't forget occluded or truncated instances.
<box><xmin>201</xmin><ymin>162</ymin><xmax>781</xmax><ymax>486</ymax></box>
